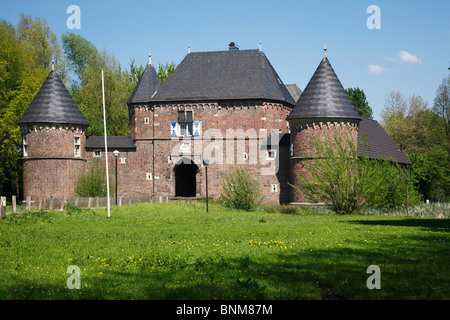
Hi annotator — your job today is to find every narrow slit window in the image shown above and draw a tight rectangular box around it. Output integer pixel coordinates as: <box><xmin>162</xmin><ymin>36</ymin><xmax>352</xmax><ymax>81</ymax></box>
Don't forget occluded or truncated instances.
<box><xmin>74</xmin><ymin>136</ymin><xmax>81</xmax><ymax>157</ymax></box>
<box><xmin>23</xmin><ymin>136</ymin><xmax>28</xmax><ymax>157</ymax></box>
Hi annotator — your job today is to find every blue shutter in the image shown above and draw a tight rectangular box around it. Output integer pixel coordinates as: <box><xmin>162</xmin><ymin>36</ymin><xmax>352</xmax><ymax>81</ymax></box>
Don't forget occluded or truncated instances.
<box><xmin>193</xmin><ymin>121</ymin><xmax>201</xmax><ymax>136</ymax></box>
<box><xmin>171</xmin><ymin>122</ymin><xmax>177</xmax><ymax>137</ymax></box>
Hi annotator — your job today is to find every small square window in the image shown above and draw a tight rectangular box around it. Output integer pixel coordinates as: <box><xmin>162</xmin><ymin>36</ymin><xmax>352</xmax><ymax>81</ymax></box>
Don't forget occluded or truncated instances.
<box><xmin>267</xmin><ymin>150</ymin><xmax>276</xmax><ymax>160</ymax></box>
<box><xmin>93</xmin><ymin>150</ymin><xmax>101</xmax><ymax>157</ymax></box>
<box><xmin>120</xmin><ymin>157</ymin><xmax>126</xmax><ymax>164</ymax></box>
<box><xmin>74</xmin><ymin>136</ymin><xmax>80</xmax><ymax>145</ymax></box>
<box><xmin>146</xmin><ymin>173</ymin><xmax>153</xmax><ymax>180</ymax></box>
<box><xmin>271</xmin><ymin>184</ymin><xmax>278</xmax><ymax>192</ymax></box>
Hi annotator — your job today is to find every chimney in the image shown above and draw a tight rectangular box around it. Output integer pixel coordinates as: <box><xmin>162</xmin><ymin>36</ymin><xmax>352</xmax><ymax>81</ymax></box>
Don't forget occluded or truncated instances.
<box><xmin>228</xmin><ymin>42</ymin><xmax>239</xmax><ymax>51</ymax></box>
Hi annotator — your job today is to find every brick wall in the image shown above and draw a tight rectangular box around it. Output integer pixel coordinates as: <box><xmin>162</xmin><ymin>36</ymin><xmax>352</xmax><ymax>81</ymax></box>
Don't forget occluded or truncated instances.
<box><xmin>289</xmin><ymin>119</ymin><xmax>360</xmax><ymax>203</ymax></box>
<box><xmin>124</xmin><ymin>100</ymin><xmax>293</xmax><ymax>204</ymax></box>
<box><xmin>21</xmin><ymin>125</ymin><xmax>87</xmax><ymax>200</ymax></box>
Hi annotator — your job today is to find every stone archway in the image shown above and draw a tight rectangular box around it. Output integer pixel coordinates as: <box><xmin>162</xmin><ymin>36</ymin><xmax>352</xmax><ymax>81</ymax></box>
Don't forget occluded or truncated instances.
<box><xmin>174</xmin><ymin>158</ymin><xmax>199</xmax><ymax>197</ymax></box>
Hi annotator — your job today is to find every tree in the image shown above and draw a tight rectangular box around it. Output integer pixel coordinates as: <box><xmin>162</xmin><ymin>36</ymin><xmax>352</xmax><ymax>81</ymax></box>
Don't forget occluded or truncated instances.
<box><xmin>346</xmin><ymin>87</ymin><xmax>373</xmax><ymax>119</ymax></box>
<box><xmin>380</xmin><ymin>88</ymin><xmax>450</xmax><ymax>202</ymax></box>
<box><xmin>62</xmin><ymin>33</ymin><xmax>135</xmax><ymax>136</ymax></box>
<box><xmin>290</xmin><ymin>131</ymin><xmax>420</xmax><ymax>214</ymax></box>
<box><xmin>158</xmin><ymin>62</ymin><xmax>176</xmax><ymax>82</ymax></box>
<box><xmin>432</xmin><ymin>75</ymin><xmax>450</xmax><ymax>155</ymax></box>
<box><xmin>0</xmin><ymin>18</ymin><xmax>50</xmax><ymax>198</ymax></box>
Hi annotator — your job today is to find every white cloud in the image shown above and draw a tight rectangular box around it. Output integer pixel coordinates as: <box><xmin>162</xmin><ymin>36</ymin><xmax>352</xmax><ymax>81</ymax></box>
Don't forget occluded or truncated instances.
<box><xmin>384</xmin><ymin>51</ymin><xmax>421</xmax><ymax>64</ymax></box>
<box><xmin>367</xmin><ymin>64</ymin><xmax>385</xmax><ymax>74</ymax></box>
<box><xmin>398</xmin><ymin>51</ymin><xmax>421</xmax><ymax>63</ymax></box>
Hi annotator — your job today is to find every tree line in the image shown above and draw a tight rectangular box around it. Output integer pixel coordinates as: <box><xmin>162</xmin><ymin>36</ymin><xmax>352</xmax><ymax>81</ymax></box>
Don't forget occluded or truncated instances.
<box><xmin>0</xmin><ymin>14</ymin><xmax>175</xmax><ymax>198</ymax></box>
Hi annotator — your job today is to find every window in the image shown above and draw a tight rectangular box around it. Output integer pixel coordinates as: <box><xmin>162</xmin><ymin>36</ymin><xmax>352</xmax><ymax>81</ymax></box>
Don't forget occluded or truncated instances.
<box><xmin>243</xmin><ymin>152</ymin><xmax>248</xmax><ymax>161</ymax></box>
<box><xmin>271</xmin><ymin>184</ymin><xmax>278</xmax><ymax>192</ymax></box>
<box><xmin>267</xmin><ymin>150</ymin><xmax>276</xmax><ymax>160</ymax></box>
<box><xmin>144</xmin><ymin>117</ymin><xmax>149</xmax><ymax>124</ymax></box>
<box><xmin>180</xmin><ymin>123</ymin><xmax>193</xmax><ymax>136</ymax></box>
<box><xmin>178</xmin><ymin>110</ymin><xmax>193</xmax><ymax>136</ymax></box>
<box><xmin>23</xmin><ymin>136</ymin><xmax>28</xmax><ymax>157</ymax></box>
<box><xmin>171</xmin><ymin>110</ymin><xmax>201</xmax><ymax>137</ymax></box>
<box><xmin>74</xmin><ymin>136</ymin><xmax>81</xmax><ymax>157</ymax></box>
<box><xmin>120</xmin><ymin>157</ymin><xmax>126</xmax><ymax>164</ymax></box>
<box><xmin>93</xmin><ymin>150</ymin><xmax>101</xmax><ymax>157</ymax></box>
<box><xmin>146</xmin><ymin>173</ymin><xmax>153</xmax><ymax>180</ymax></box>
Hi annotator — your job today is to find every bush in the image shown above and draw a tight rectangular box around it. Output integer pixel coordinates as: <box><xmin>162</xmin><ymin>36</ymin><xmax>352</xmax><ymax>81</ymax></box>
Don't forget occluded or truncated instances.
<box><xmin>74</xmin><ymin>158</ymin><xmax>115</xmax><ymax>197</ymax></box>
<box><xmin>219</xmin><ymin>167</ymin><xmax>264</xmax><ymax>211</ymax></box>
<box><xmin>291</xmin><ymin>131</ymin><xmax>421</xmax><ymax>214</ymax></box>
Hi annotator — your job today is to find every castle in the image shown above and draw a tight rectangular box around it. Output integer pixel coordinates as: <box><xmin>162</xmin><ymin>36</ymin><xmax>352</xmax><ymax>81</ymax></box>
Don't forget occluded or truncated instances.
<box><xmin>18</xmin><ymin>45</ymin><xmax>411</xmax><ymax>205</ymax></box>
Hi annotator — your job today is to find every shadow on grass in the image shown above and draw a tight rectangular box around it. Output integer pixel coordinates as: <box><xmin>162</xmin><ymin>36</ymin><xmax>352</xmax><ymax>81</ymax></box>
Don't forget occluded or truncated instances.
<box><xmin>345</xmin><ymin>218</ymin><xmax>450</xmax><ymax>233</ymax></box>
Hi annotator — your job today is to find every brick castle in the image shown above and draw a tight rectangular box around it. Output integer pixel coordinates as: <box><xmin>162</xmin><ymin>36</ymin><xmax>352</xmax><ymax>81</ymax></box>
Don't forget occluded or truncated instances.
<box><xmin>18</xmin><ymin>45</ymin><xmax>411</xmax><ymax>205</ymax></box>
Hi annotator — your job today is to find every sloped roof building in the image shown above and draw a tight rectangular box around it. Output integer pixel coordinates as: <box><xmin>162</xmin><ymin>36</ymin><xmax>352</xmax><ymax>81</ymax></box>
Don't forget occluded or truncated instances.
<box><xmin>19</xmin><ymin>45</ymin><xmax>410</xmax><ymax>204</ymax></box>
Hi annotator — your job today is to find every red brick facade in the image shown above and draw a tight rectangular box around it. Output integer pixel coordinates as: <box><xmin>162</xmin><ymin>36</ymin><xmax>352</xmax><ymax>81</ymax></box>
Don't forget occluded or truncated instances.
<box><xmin>21</xmin><ymin>124</ymin><xmax>87</xmax><ymax>199</ymax></box>
<box><xmin>288</xmin><ymin>119</ymin><xmax>360</xmax><ymax>203</ymax></box>
<box><xmin>84</xmin><ymin>100</ymin><xmax>293</xmax><ymax>205</ymax></box>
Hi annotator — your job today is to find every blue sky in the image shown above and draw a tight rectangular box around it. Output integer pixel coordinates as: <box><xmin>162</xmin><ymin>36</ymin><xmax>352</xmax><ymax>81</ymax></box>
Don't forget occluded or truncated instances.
<box><xmin>1</xmin><ymin>0</ymin><xmax>449</xmax><ymax>121</ymax></box>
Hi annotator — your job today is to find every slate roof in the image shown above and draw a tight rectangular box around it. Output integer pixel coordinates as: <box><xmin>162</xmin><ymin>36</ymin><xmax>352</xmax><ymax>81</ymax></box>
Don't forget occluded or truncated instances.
<box><xmin>358</xmin><ymin>118</ymin><xmax>411</xmax><ymax>165</ymax></box>
<box><xmin>85</xmin><ymin>135</ymin><xmax>136</xmax><ymax>150</ymax></box>
<box><xmin>285</xmin><ymin>84</ymin><xmax>303</xmax><ymax>103</ymax></box>
<box><xmin>260</xmin><ymin>119</ymin><xmax>411</xmax><ymax>165</ymax></box>
<box><xmin>127</xmin><ymin>62</ymin><xmax>161</xmax><ymax>105</ymax></box>
<box><xmin>18</xmin><ymin>70</ymin><xmax>89</xmax><ymax>126</ymax></box>
<box><xmin>149</xmin><ymin>49</ymin><xmax>296</xmax><ymax>106</ymax></box>
<box><xmin>287</xmin><ymin>56</ymin><xmax>362</xmax><ymax>121</ymax></box>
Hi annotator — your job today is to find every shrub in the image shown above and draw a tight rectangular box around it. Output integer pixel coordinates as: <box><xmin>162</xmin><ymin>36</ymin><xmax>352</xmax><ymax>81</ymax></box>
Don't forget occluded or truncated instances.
<box><xmin>219</xmin><ymin>167</ymin><xmax>264</xmax><ymax>211</ymax></box>
<box><xmin>74</xmin><ymin>158</ymin><xmax>115</xmax><ymax>197</ymax></box>
<box><xmin>291</xmin><ymin>131</ymin><xmax>421</xmax><ymax>214</ymax></box>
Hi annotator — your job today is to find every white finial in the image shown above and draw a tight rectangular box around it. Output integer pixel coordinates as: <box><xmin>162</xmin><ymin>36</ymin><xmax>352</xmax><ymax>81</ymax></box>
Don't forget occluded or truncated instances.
<box><xmin>188</xmin><ymin>44</ymin><xmax>191</xmax><ymax>54</ymax></box>
<box><xmin>148</xmin><ymin>52</ymin><xmax>152</xmax><ymax>65</ymax></box>
<box><xmin>324</xmin><ymin>44</ymin><xmax>327</xmax><ymax>58</ymax></box>
<box><xmin>259</xmin><ymin>40</ymin><xmax>262</xmax><ymax>51</ymax></box>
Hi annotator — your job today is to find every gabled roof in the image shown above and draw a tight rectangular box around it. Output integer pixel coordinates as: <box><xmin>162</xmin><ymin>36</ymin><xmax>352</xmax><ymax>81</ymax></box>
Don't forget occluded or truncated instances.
<box><xmin>149</xmin><ymin>49</ymin><xmax>295</xmax><ymax>106</ymax></box>
<box><xmin>287</xmin><ymin>56</ymin><xmax>362</xmax><ymax>121</ymax></box>
<box><xmin>358</xmin><ymin>118</ymin><xmax>411</xmax><ymax>165</ymax></box>
<box><xmin>127</xmin><ymin>62</ymin><xmax>161</xmax><ymax>105</ymax></box>
<box><xmin>85</xmin><ymin>135</ymin><xmax>136</xmax><ymax>150</ymax></box>
<box><xmin>18</xmin><ymin>70</ymin><xmax>89</xmax><ymax>126</ymax></box>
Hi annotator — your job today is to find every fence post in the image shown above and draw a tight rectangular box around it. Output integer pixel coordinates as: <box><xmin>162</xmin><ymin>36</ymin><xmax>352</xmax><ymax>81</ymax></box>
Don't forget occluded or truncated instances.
<box><xmin>1</xmin><ymin>196</ymin><xmax>6</xmax><ymax>218</ymax></box>
<box><xmin>26</xmin><ymin>196</ymin><xmax>31</xmax><ymax>211</ymax></box>
<box><xmin>49</xmin><ymin>196</ymin><xmax>53</xmax><ymax>210</ymax></box>
<box><xmin>12</xmin><ymin>195</ymin><xmax>16</xmax><ymax>214</ymax></box>
<box><xmin>61</xmin><ymin>196</ymin><xmax>67</xmax><ymax>211</ymax></box>
<box><xmin>39</xmin><ymin>197</ymin><xmax>43</xmax><ymax>210</ymax></box>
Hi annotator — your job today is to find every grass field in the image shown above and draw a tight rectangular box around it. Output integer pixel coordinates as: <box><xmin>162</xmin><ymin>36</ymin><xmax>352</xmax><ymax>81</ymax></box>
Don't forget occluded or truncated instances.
<box><xmin>0</xmin><ymin>201</ymin><xmax>449</xmax><ymax>300</ymax></box>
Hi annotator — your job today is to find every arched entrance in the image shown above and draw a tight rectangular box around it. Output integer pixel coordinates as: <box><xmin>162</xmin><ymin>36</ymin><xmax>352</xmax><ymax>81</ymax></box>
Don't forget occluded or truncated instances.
<box><xmin>174</xmin><ymin>159</ymin><xmax>198</xmax><ymax>197</ymax></box>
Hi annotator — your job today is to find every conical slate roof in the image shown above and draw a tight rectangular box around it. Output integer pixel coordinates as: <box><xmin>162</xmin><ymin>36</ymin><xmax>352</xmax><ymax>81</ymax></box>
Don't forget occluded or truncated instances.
<box><xmin>18</xmin><ymin>70</ymin><xmax>89</xmax><ymax>126</ymax></box>
<box><xmin>287</xmin><ymin>56</ymin><xmax>362</xmax><ymax>121</ymax></box>
<box><xmin>127</xmin><ymin>61</ymin><xmax>161</xmax><ymax>105</ymax></box>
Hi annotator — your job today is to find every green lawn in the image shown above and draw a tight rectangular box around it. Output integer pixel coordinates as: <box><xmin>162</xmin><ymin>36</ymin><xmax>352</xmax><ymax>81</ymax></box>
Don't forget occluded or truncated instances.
<box><xmin>0</xmin><ymin>201</ymin><xmax>449</xmax><ymax>300</ymax></box>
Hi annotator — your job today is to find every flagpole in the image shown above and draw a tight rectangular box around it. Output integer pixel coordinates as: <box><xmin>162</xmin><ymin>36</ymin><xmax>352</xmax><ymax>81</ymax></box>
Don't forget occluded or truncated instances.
<box><xmin>102</xmin><ymin>70</ymin><xmax>111</xmax><ymax>219</ymax></box>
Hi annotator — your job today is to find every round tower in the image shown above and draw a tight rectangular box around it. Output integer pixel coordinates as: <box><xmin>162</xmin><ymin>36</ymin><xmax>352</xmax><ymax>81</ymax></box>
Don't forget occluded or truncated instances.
<box><xmin>287</xmin><ymin>51</ymin><xmax>362</xmax><ymax>203</ymax></box>
<box><xmin>18</xmin><ymin>68</ymin><xmax>89</xmax><ymax>200</ymax></box>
